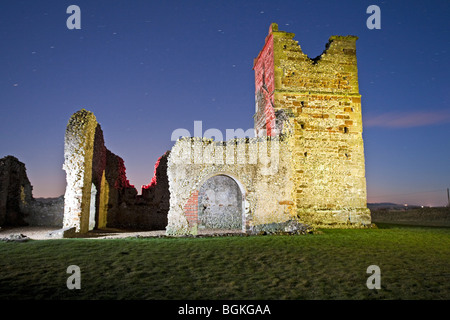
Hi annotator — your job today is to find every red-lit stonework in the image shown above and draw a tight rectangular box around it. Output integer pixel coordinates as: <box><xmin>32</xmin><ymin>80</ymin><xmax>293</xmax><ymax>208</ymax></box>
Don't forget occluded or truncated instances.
<box><xmin>253</xmin><ymin>24</ymin><xmax>276</xmax><ymax>136</ymax></box>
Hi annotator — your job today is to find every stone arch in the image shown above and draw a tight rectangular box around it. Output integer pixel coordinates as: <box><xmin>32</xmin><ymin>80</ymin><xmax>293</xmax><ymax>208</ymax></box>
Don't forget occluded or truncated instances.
<box><xmin>198</xmin><ymin>171</ymin><xmax>248</xmax><ymax>198</ymax></box>
<box><xmin>88</xmin><ymin>183</ymin><xmax>97</xmax><ymax>231</ymax></box>
<box><xmin>200</xmin><ymin>172</ymin><xmax>248</xmax><ymax>232</ymax></box>
<box><xmin>182</xmin><ymin>172</ymin><xmax>249</xmax><ymax>233</ymax></box>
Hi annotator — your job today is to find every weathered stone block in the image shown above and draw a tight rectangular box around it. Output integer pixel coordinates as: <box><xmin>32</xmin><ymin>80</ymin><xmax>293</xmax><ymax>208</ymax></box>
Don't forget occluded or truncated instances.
<box><xmin>0</xmin><ymin>156</ymin><xmax>33</xmax><ymax>227</ymax></box>
<box><xmin>47</xmin><ymin>227</ymin><xmax>76</xmax><ymax>239</ymax></box>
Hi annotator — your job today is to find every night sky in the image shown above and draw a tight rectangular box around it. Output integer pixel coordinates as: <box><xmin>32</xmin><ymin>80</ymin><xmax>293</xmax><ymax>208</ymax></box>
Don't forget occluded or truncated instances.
<box><xmin>1</xmin><ymin>1</ymin><xmax>449</xmax><ymax>206</ymax></box>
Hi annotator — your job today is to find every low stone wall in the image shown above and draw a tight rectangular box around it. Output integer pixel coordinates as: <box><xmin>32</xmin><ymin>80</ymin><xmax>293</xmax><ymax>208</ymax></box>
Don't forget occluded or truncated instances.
<box><xmin>0</xmin><ymin>155</ymin><xmax>64</xmax><ymax>228</ymax></box>
<box><xmin>371</xmin><ymin>207</ymin><xmax>450</xmax><ymax>227</ymax></box>
<box><xmin>23</xmin><ymin>196</ymin><xmax>64</xmax><ymax>227</ymax></box>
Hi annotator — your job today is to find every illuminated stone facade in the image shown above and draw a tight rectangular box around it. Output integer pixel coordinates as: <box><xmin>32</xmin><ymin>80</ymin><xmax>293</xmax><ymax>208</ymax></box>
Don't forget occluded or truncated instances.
<box><xmin>254</xmin><ymin>23</ymin><xmax>370</xmax><ymax>226</ymax></box>
<box><xmin>166</xmin><ymin>136</ymin><xmax>294</xmax><ymax>235</ymax></box>
<box><xmin>62</xmin><ymin>23</ymin><xmax>370</xmax><ymax>236</ymax></box>
<box><xmin>62</xmin><ymin>110</ymin><xmax>168</xmax><ymax>233</ymax></box>
<box><xmin>166</xmin><ymin>23</ymin><xmax>370</xmax><ymax>234</ymax></box>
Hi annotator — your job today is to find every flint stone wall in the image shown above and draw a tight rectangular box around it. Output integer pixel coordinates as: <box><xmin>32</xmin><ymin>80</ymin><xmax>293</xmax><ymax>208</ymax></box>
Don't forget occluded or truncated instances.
<box><xmin>166</xmin><ymin>136</ymin><xmax>295</xmax><ymax>235</ymax></box>
<box><xmin>253</xmin><ymin>23</ymin><xmax>371</xmax><ymax>226</ymax></box>
<box><xmin>63</xmin><ymin>109</ymin><xmax>168</xmax><ymax>234</ymax></box>
<box><xmin>61</xmin><ymin>23</ymin><xmax>371</xmax><ymax>236</ymax></box>
<box><xmin>0</xmin><ymin>155</ymin><xmax>64</xmax><ymax>227</ymax></box>
<box><xmin>23</xmin><ymin>196</ymin><xmax>64</xmax><ymax>227</ymax></box>
<box><xmin>0</xmin><ymin>156</ymin><xmax>33</xmax><ymax>226</ymax></box>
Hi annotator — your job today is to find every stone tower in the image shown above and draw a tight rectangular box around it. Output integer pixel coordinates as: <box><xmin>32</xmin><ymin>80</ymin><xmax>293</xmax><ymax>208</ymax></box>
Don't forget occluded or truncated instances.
<box><xmin>253</xmin><ymin>23</ymin><xmax>370</xmax><ymax>225</ymax></box>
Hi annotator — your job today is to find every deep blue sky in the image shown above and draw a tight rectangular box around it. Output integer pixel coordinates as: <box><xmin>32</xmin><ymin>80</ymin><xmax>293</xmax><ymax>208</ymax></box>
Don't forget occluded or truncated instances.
<box><xmin>1</xmin><ymin>1</ymin><xmax>449</xmax><ymax>206</ymax></box>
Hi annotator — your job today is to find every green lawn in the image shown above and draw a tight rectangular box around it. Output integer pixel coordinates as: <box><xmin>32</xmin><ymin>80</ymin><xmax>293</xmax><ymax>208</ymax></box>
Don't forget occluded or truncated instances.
<box><xmin>0</xmin><ymin>224</ymin><xmax>449</xmax><ymax>300</ymax></box>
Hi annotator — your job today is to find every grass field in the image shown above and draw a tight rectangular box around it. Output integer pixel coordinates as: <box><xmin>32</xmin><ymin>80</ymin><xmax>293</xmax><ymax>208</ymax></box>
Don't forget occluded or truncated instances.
<box><xmin>0</xmin><ymin>224</ymin><xmax>449</xmax><ymax>300</ymax></box>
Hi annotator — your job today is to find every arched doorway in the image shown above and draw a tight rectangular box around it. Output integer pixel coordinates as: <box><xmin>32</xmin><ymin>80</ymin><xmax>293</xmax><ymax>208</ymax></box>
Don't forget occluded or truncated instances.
<box><xmin>88</xmin><ymin>183</ymin><xmax>97</xmax><ymax>231</ymax></box>
<box><xmin>197</xmin><ymin>174</ymin><xmax>244</xmax><ymax>231</ymax></box>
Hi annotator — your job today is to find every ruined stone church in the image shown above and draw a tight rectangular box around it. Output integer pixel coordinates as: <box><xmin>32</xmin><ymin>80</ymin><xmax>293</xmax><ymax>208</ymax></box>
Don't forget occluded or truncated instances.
<box><xmin>62</xmin><ymin>23</ymin><xmax>371</xmax><ymax>236</ymax></box>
